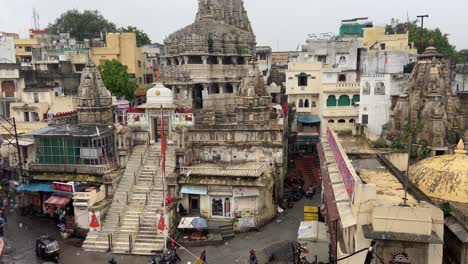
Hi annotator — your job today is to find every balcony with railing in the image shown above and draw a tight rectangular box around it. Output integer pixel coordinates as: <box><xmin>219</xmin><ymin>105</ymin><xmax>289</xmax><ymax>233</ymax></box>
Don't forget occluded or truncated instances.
<box><xmin>322</xmin><ymin>82</ymin><xmax>360</xmax><ymax>93</ymax></box>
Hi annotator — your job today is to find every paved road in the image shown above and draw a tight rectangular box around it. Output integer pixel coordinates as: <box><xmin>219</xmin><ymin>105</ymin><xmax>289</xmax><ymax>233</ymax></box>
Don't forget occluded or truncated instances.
<box><xmin>2</xmin><ymin>194</ymin><xmax>321</xmax><ymax>264</ymax></box>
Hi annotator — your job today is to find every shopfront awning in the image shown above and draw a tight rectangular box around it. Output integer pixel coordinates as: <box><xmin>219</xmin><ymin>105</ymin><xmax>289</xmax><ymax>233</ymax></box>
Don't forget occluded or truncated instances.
<box><xmin>297</xmin><ymin>115</ymin><xmax>321</xmax><ymax>124</ymax></box>
<box><xmin>16</xmin><ymin>183</ymin><xmax>53</xmax><ymax>193</ymax></box>
<box><xmin>180</xmin><ymin>185</ymin><xmax>208</xmax><ymax>195</ymax></box>
<box><xmin>44</xmin><ymin>195</ymin><xmax>70</xmax><ymax>208</ymax></box>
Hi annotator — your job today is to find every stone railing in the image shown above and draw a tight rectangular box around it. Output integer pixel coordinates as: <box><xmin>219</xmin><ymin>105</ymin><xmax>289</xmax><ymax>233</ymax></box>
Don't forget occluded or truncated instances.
<box><xmin>322</xmin><ymin>83</ymin><xmax>360</xmax><ymax>93</ymax></box>
<box><xmin>29</xmin><ymin>163</ymin><xmax>115</xmax><ymax>175</ymax></box>
<box><xmin>187</xmin><ymin>129</ymin><xmax>283</xmax><ymax>144</ymax></box>
<box><xmin>236</xmin><ymin>96</ymin><xmax>271</xmax><ymax>107</ymax></box>
<box><xmin>180</xmin><ymin>164</ymin><xmax>267</xmax><ymax>177</ymax></box>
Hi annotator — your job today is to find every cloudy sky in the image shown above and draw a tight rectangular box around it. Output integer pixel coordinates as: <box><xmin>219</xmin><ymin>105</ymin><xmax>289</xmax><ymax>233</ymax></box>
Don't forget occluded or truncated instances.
<box><xmin>1</xmin><ymin>0</ymin><xmax>466</xmax><ymax>51</ymax></box>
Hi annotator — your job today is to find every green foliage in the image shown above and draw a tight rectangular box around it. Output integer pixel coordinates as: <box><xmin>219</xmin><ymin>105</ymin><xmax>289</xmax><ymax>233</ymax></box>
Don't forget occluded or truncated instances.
<box><xmin>447</xmin><ymin>130</ymin><xmax>459</xmax><ymax>145</ymax></box>
<box><xmin>385</xmin><ymin>19</ymin><xmax>458</xmax><ymax>61</ymax></box>
<box><xmin>439</xmin><ymin>202</ymin><xmax>452</xmax><ymax>217</ymax></box>
<box><xmin>48</xmin><ymin>9</ymin><xmax>116</xmax><ymax>40</ymax></box>
<box><xmin>457</xmin><ymin>49</ymin><xmax>468</xmax><ymax>63</ymax></box>
<box><xmin>390</xmin><ymin>137</ymin><xmax>406</xmax><ymax>150</ymax></box>
<box><xmin>97</xmin><ymin>59</ymin><xmax>137</xmax><ymax>100</ymax></box>
<box><xmin>117</xmin><ymin>26</ymin><xmax>151</xmax><ymax>47</ymax></box>
<box><xmin>372</xmin><ymin>139</ymin><xmax>388</xmax><ymax>148</ymax></box>
<box><xmin>416</xmin><ymin>142</ymin><xmax>431</xmax><ymax>160</ymax></box>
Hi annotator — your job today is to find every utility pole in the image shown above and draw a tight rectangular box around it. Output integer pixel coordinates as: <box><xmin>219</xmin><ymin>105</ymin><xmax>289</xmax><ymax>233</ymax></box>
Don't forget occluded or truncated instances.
<box><xmin>417</xmin><ymin>15</ymin><xmax>429</xmax><ymax>53</ymax></box>
<box><xmin>0</xmin><ymin>115</ymin><xmax>23</xmax><ymax>181</ymax></box>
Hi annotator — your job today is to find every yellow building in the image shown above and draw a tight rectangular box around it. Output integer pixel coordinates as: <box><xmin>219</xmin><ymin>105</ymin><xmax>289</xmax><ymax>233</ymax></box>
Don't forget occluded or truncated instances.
<box><xmin>92</xmin><ymin>33</ymin><xmax>144</xmax><ymax>86</ymax></box>
<box><xmin>360</xmin><ymin>26</ymin><xmax>417</xmax><ymax>54</ymax></box>
<box><xmin>14</xmin><ymin>38</ymin><xmax>39</xmax><ymax>63</ymax></box>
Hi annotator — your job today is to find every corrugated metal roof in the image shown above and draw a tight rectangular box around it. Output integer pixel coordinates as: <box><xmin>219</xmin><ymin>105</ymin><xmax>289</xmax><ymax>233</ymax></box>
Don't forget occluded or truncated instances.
<box><xmin>16</xmin><ymin>183</ymin><xmax>53</xmax><ymax>192</ymax></box>
<box><xmin>180</xmin><ymin>185</ymin><xmax>208</xmax><ymax>195</ymax></box>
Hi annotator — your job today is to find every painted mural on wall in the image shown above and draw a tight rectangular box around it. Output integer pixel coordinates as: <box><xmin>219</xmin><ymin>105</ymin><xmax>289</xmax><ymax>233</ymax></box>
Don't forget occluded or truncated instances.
<box><xmin>173</xmin><ymin>108</ymin><xmax>194</xmax><ymax>127</ymax></box>
<box><xmin>127</xmin><ymin>109</ymin><xmax>147</xmax><ymax>128</ymax></box>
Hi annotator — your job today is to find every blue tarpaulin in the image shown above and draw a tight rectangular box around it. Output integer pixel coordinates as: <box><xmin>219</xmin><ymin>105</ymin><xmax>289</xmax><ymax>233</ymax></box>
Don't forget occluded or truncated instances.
<box><xmin>180</xmin><ymin>185</ymin><xmax>208</xmax><ymax>195</ymax></box>
<box><xmin>297</xmin><ymin>115</ymin><xmax>321</xmax><ymax>124</ymax></box>
<box><xmin>16</xmin><ymin>183</ymin><xmax>54</xmax><ymax>193</ymax></box>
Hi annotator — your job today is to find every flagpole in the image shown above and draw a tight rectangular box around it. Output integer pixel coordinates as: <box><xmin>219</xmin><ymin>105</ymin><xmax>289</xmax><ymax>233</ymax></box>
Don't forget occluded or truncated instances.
<box><xmin>160</xmin><ymin>105</ymin><xmax>168</xmax><ymax>251</ymax></box>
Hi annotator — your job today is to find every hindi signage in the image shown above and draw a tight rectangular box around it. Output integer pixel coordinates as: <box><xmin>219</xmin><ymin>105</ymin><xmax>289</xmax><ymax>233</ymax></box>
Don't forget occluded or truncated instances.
<box><xmin>52</xmin><ymin>182</ymin><xmax>75</xmax><ymax>193</ymax></box>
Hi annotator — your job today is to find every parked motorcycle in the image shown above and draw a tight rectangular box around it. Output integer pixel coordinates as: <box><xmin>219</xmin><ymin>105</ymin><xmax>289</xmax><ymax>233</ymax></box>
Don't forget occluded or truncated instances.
<box><xmin>293</xmin><ymin>185</ymin><xmax>304</xmax><ymax>201</ymax></box>
<box><xmin>108</xmin><ymin>258</ymin><xmax>117</xmax><ymax>264</ymax></box>
<box><xmin>148</xmin><ymin>249</ymin><xmax>181</xmax><ymax>264</ymax></box>
<box><xmin>287</xmin><ymin>196</ymin><xmax>294</xmax><ymax>208</ymax></box>
<box><xmin>305</xmin><ymin>187</ymin><xmax>315</xmax><ymax>199</ymax></box>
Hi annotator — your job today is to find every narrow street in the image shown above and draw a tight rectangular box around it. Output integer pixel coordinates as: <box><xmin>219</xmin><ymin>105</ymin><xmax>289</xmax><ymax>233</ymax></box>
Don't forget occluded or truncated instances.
<box><xmin>2</xmin><ymin>193</ymin><xmax>321</xmax><ymax>264</ymax></box>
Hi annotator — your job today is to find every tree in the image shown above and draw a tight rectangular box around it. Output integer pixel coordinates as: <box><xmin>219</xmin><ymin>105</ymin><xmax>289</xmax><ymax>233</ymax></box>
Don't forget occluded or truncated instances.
<box><xmin>48</xmin><ymin>9</ymin><xmax>116</xmax><ymax>40</ymax></box>
<box><xmin>385</xmin><ymin>19</ymin><xmax>458</xmax><ymax>61</ymax></box>
<box><xmin>98</xmin><ymin>59</ymin><xmax>137</xmax><ymax>100</ymax></box>
<box><xmin>117</xmin><ymin>26</ymin><xmax>151</xmax><ymax>47</ymax></box>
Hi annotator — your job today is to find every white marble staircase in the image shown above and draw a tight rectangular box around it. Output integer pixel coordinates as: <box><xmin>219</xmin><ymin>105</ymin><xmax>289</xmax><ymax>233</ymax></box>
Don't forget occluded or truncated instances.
<box><xmin>82</xmin><ymin>145</ymin><xmax>147</xmax><ymax>252</ymax></box>
<box><xmin>83</xmin><ymin>143</ymin><xmax>176</xmax><ymax>255</ymax></box>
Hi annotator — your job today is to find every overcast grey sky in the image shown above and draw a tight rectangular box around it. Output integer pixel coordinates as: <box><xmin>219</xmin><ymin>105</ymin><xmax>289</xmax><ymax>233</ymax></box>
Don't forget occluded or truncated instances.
<box><xmin>1</xmin><ymin>0</ymin><xmax>466</xmax><ymax>51</ymax></box>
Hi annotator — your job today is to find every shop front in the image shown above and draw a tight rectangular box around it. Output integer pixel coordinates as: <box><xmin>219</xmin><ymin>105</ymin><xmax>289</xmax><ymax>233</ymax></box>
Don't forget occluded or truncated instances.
<box><xmin>16</xmin><ymin>182</ymin><xmax>54</xmax><ymax>215</ymax></box>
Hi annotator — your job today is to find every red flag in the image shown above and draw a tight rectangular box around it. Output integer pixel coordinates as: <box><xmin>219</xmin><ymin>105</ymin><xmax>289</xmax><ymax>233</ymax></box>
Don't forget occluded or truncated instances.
<box><xmin>384</xmin><ymin>52</ymin><xmax>388</xmax><ymax>65</ymax></box>
<box><xmin>160</xmin><ymin>106</ymin><xmax>166</xmax><ymax>177</ymax></box>
<box><xmin>157</xmin><ymin>215</ymin><xmax>165</xmax><ymax>233</ymax></box>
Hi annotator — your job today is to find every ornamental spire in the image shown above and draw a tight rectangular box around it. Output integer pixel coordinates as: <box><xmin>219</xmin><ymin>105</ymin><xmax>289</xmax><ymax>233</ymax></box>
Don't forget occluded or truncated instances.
<box><xmin>454</xmin><ymin>139</ymin><xmax>466</xmax><ymax>155</ymax></box>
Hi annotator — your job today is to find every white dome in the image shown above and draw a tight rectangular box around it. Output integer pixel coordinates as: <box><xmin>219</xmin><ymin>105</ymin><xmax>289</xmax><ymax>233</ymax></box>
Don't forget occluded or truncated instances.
<box><xmin>146</xmin><ymin>83</ymin><xmax>173</xmax><ymax>105</ymax></box>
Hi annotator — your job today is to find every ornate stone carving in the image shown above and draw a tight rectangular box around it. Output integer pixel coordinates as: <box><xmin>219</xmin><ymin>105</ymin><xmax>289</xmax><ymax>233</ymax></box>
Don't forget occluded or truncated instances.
<box><xmin>383</xmin><ymin>46</ymin><xmax>464</xmax><ymax>150</ymax></box>
<box><xmin>116</xmin><ymin>123</ymin><xmax>133</xmax><ymax>149</ymax></box>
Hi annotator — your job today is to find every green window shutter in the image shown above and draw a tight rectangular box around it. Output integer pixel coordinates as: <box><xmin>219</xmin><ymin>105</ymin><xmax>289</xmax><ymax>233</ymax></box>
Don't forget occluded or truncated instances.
<box><xmin>327</xmin><ymin>95</ymin><xmax>337</xmax><ymax>107</ymax></box>
<box><xmin>352</xmin><ymin>95</ymin><xmax>360</xmax><ymax>105</ymax></box>
<box><xmin>338</xmin><ymin>95</ymin><xmax>351</xmax><ymax>106</ymax></box>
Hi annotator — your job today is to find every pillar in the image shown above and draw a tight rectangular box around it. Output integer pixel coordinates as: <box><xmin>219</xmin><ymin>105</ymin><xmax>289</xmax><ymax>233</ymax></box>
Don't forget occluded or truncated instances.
<box><xmin>219</xmin><ymin>83</ymin><xmax>225</xmax><ymax>94</ymax></box>
<box><xmin>202</xmin><ymin>84</ymin><xmax>209</xmax><ymax>99</ymax></box>
<box><xmin>217</xmin><ymin>56</ymin><xmax>223</xmax><ymax>65</ymax></box>
<box><xmin>178</xmin><ymin>57</ymin><xmax>183</xmax><ymax>65</ymax></box>
<box><xmin>202</xmin><ymin>56</ymin><xmax>208</xmax><ymax>65</ymax></box>
<box><xmin>233</xmin><ymin>83</ymin><xmax>240</xmax><ymax>95</ymax></box>
<box><xmin>183</xmin><ymin>56</ymin><xmax>189</xmax><ymax>65</ymax></box>
<box><xmin>231</xmin><ymin>57</ymin><xmax>238</xmax><ymax>65</ymax></box>
<box><xmin>170</xmin><ymin>58</ymin><xmax>176</xmax><ymax>66</ymax></box>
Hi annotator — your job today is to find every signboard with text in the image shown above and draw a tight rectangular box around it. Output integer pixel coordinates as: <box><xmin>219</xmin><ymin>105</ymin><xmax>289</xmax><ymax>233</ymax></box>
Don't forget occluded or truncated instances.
<box><xmin>53</xmin><ymin>182</ymin><xmax>75</xmax><ymax>193</ymax></box>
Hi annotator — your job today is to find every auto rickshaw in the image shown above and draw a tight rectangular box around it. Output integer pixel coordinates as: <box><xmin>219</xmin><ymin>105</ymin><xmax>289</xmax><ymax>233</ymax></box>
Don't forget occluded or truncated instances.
<box><xmin>35</xmin><ymin>236</ymin><xmax>59</xmax><ymax>263</ymax></box>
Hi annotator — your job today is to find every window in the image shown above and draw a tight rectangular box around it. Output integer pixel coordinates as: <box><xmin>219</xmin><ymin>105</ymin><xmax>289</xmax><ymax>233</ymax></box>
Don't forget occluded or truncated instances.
<box><xmin>138</xmin><ymin>60</ymin><xmax>142</xmax><ymax>68</ymax></box>
<box><xmin>312</xmin><ymin>101</ymin><xmax>316</xmax><ymax>107</ymax></box>
<box><xmin>31</xmin><ymin>112</ymin><xmax>39</xmax><ymax>121</ymax></box>
<box><xmin>304</xmin><ymin>99</ymin><xmax>310</xmax><ymax>108</ymax></box>
<box><xmin>363</xmin><ymin>82</ymin><xmax>370</xmax><ymax>95</ymax></box>
<box><xmin>33</xmin><ymin>93</ymin><xmax>39</xmax><ymax>103</ymax></box>
<box><xmin>338</xmin><ymin>119</ymin><xmax>346</xmax><ymax>123</ymax></box>
<box><xmin>339</xmin><ymin>55</ymin><xmax>347</xmax><ymax>64</ymax></box>
<box><xmin>211</xmin><ymin>84</ymin><xmax>220</xmax><ymax>94</ymax></box>
<box><xmin>328</xmin><ymin>119</ymin><xmax>335</xmax><ymax>123</ymax></box>
<box><xmin>380</xmin><ymin>43</ymin><xmax>386</xmax><ymax>50</ymax></box>
<box><xmin>1</xmin><ymin>81</ymin><xmax>15</xmax><ymax>97</ymax></box>
<box><xmin>258</xmin><ymin>53</ymin><xmax>267</xmax><ymax>60</ymax></box>
<box><xmin>25</xmin><ymin>46</ymin><xmax>32</xmax><ymax>52</ymax></box>
<box><xmin>212</xmin><ymin>198</ymin><xmax>224</xmax><ymax>216</ymax></box>
<box><xmin>225</xmin><ymin>84</ymin><xmax>234</xmax><ymax>93</ymax></box>
<box><xmin>262</xmin><ymin>70</ymin><xmax>268</xmax><ymax>76</ymax></box>
<box><xmin>338</xmin><ymin>95</ymin><xmax>351</xmax><ymax>106</ymax></box>
<box><xmin>298</xmin><ymin>73</ymin><xmax>308</xmax><ymax>86</ymax></box>
<box><xmin>75</xmin><ymin>64</ymin><xmax>85</xmax><ymax>72</ymax></box>
<box><xmin>326</xmin><ymin>95</ymin><xmax>337</xmax><ymax>107</ymax></box>
<box><xmin>317</xmin><ymin>55</ymin><xmax>327</xmax><ymax>63</ymax></box>
<box><xmin>298</xmin><ymin>99</ymin><xmax>304</xmax><ymax>108</ymax></box>
<box><xmin>338</xmin><ymin>74</ymin><xmax>346</xmax><ymax>82</ymax></box>
<box><xmin>375</xmin><ymin>82</ymin><xmax>385</xmax><ymax>95</ymax></box>
<box><xmin>24</xmin><ymin>112</ymin><xmax>30</xmax><ymax>122</ymax></box>
<box><xmin>352</xmin><ymin>95</ymin><xmax>360</xmax><ymax>106</ymax></box>
<box><xmin>362</xmin><ymin>115</ymin><xmax>368</xmax><ymax>124</ymax></box>
<box><xmin>349</xmin><ymin>119</ymin><xmax>355</xmax><ymax>123</ymax></box>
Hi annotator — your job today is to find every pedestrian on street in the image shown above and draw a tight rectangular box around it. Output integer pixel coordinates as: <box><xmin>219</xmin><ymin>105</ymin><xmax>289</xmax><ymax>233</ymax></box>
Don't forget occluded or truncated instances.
<box><xmin>249</xmin><ymin>250</ymin><xmax>258</xmax><ymax>264</ymax></box>
<box><xmin>195</xmin><ymin>250</ymin><xmax>206</xmax><ymax>264</ymax></box>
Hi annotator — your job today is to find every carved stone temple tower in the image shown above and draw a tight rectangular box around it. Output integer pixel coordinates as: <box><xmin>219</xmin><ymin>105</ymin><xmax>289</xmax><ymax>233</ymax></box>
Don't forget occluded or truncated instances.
<box><xmin>384</xmin><ymin>45</ymin><xmax>464</xmax><ymax>155</ymax></box>
<box><xmin>161</xmin><ymin>0</ymin><xmax>285</xmax><ymax>231</ymax></box>
<box><xmin>74</xmin><ymin>64</ymin><xmax>114</xmax><ymax>125</ymax></box>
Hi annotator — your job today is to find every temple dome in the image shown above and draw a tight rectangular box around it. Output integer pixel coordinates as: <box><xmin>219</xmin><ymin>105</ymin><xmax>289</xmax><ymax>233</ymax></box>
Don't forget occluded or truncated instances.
<box><xmin>146</xmin><ymin>83</ymin><xmax>173</xmax><ymax>105</ymax></box>
<box><xmin>409</xmin><ymin>140</ymin><xmax>468</xmax><ymax>203</ymax></box>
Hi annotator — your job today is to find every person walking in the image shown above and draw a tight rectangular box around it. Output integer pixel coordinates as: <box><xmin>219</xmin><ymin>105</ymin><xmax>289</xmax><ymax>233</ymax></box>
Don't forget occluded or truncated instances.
<box><xmin>249</xmin><ymin>250</ymin><xmax>258</xmax><ymax>264</ymax></box>
<box><xmin>195</xmin><ymin>250</ymin><xmax>206</xmax><ymax>264</ymax></box>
